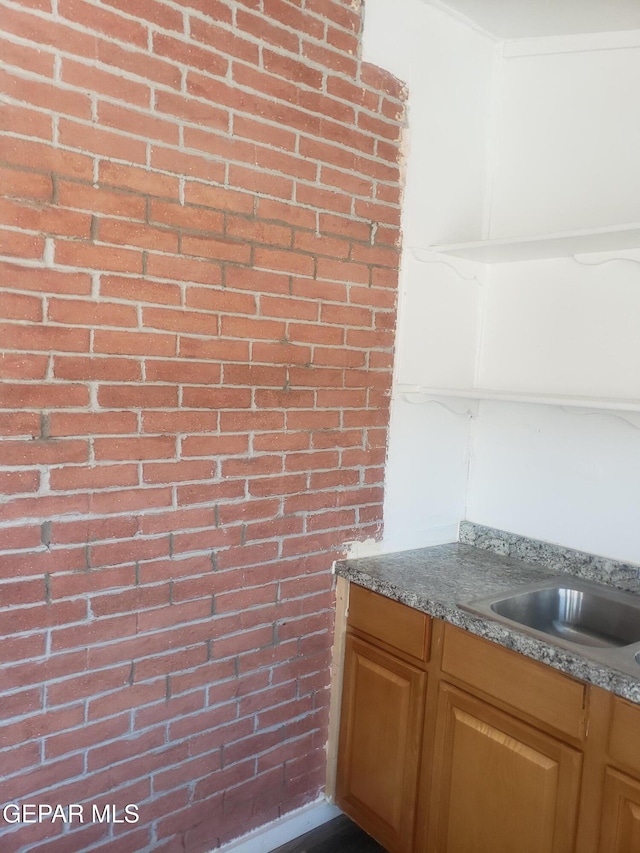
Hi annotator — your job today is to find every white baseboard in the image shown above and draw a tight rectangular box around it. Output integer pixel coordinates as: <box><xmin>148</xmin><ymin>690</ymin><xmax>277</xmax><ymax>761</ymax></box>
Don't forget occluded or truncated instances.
<box><xmin>215</xmin><ymin>797</ymin><xmax>342</xmax><ymax>853</ymax></box>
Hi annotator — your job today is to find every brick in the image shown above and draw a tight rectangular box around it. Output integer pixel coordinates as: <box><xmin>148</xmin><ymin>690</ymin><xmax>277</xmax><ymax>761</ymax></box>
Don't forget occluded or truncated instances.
<box><xmin>0</xmin><ymin>291</ymin><xmax>43</xmax><ymax>322</ymax></box>
<box><xmin>184</xmin><ymin>177</ymin><xmax>255</xmax><ymax>215</ymax></box>
<box><xmin>313</xmin><ymin>346</ymin><xmax>365</xmax><ymax>368</ymax></box>
<box><xmin>93</xmin><ymin>435</ymin><xmax>176</xmax><ymax>462</ymax></box>
<box><xmin>220</xmin><ymin>315</ymin><xmax>285</xmax><ymax>341</ymax></box>
<box><xmin>0</xmin><ymin>469</ymin><xmax>40</xmax><ymax>493</ymax></box>
<box><xmin>150</xmin><ymin>145</ymin><xmax>227</xmax><ymax>185</ymax></box>
<box><xmin>143</xmin><ymin>459</ymin><xmax>216</xmax><ymax>484</ymax></box>
<box><xmin>0</xmin><ymin>34</ymin><xmax>55</xmax><ymax>78</ymax></box>
<box><xmin>225</xmin><ymin>215</ymin><xmax>293</xmax><ymax>246</ymax></box>
<box><xmin>142</xmin><ymin>411</ymin><xmax>218</xmax><ymax>434</ymax></box>
<box><xmin>320</xmin><ymin>165</ymin><xmax>373</xmax><ymax>198</ymax></box>
<box><xmin>2</xmin><ymin>599</ymin><xmax>88</xmax><ymax>636</ymax></box>
<box><xmin>146</xmin><ymin>252</ymin><xmax>223</xmax><ymax>286</ymax></box>
<box><xmin>0</xmin><ymin>198</ymin><xmax>92</xmax><ymax>240</ymax></box>
<box><xmin>62</xmin><ymin>58</ymin><xmax>151</xmax><ymax>107</ymax></box>
<box><xmin>293</xmin><ymin>229</ymin><xmax>349</xmax><ymax>259</ymax></box>
<box><xmin>183</xmin><ymin>125</ymin><xmax>256</xmax><ymax>172</ymax></box>
<box><xmin>181</xmin><ymin>434</ymin><xmax>249</xmax><ymax>458</ymax></box>
<box><xmin>254</xmin><ymin>388</ymin><xmax>315</xmax><ymax>409</ymax></box>
<box><xmin>182</xmin><ymin>386</ymin><xmax>251</xmax><ymax>409</ymax></box>
<box><xmin>148</xmin><ymin>200</ymin><xmax>224</xmax><ymax>234</ymax></box>
<box><xmin>253</xmin><ymin>431</ymin><xmax>309</xmax><ymax>453</ymax></box>
<box><xmin>185</xmin><ymin>285</ymin><xmax>256</xmax><ymax>315</ymax></box>
<box><xmin>0</xmin><ymin>136</ymin><xmax>94</xmax><ymax>180</ymax></box>
<box><xmin>296</xmin><ymin>182</ymin><xmax>352</xmax><ymax>215</ymax></box>
<box><xmin>93</xmin><ymin>329</ymin><xmax>177</xmax><ymax>357</ymax></box>
<box><xmin>0</xmin><ymin>383</ymin><xmax>89</xmax><ymax>409</ymax></box>
<box><xmin>55</xmin><ymin>181</ymin><xmax>146</xmax><ymax>220</ymax></box>
<box><xmin>189</xmin><ymin>17</ymin><xmax>260</xmax><ymax>65</ymax></box>
<box><xmin>50</xmin><ymin>519</ymin><xmax>140</xmax><ymax>548</ymax></box>
<box><xmin>59</xmin><ymin>0</ymin><xmax>148</xmax><ymax>46</ymax></box>
<box><xmin>100</xmin><ymin>275</ymin><xmax>181</xmax><ymax>306</ymax></box>
<box><xmin>102</xmin><ymin>0</ymin><xmax>184</xmax><ymax>32</ymax></box>
<box><xmin>0</xmin><ymin>228</ymin><xmax>44</xmax><ymax>260</ymax></box>
<box><xmin>48</xmin><ymin>297</ymin><xmax>138</xmax><ymax>328</ymax></box>
<box><xmin>153</xmin><ymin>32</ymin><xmax>229</xmax><ymax>77</ymax></box>
<box><xmin>287</xmin><ymin>322</ymin><xmax>343</xmax><ymax>346</ymax></box>
<box><xmin>257</xmin><ymin>198</ymin><xmax>316</xmax><ymax>231</ymax></box>
<box><xmin>0</xmin><ymin>494</ymin><xmax>92</xmax><ymax>525</ymax></box>
<box><xmin>0</xmin><ymin>412</ymin><xmax>41</xmax><ymax>437</ymax></box>
<box><xmin>305</xmin><ymin>0</ymin><xmax>360</xmax><ymax>32</ymax></box>
<box><xmin>263</xmin><ymin>50</ymin><xmax>323</xmax><ymax>90</ymax></box>
<box><xmin>303</xmin><ymin>40</ymin><xmax>357</xmax><ymax>78</ymax></box>
<box><xmin>0</xmin><ymin>102</ymin><xmax>52</xmax><ymax>141</ymax></box>
<box><xmin>53</xmin><ymin>356</ymin><xmax>142</xmax><ymax>382</ymax></box>
<box><xmin>232</xmin><ymin>115</ymin><xmax>297</xmax><ymax>151</ymax></box>
<box><xmin>142</xmin><ymin>306</ymin><xmax>216</xmax><ymax>337</ymax></box>
<box><xmin>49</xmin><ymin>463</ymin><xmax>139</xmax><ymax>491</ymax></box>
<box><xmin>326</xmin><ymin>23</ymin><xmax>359</xmax><ymax>56</ymax></box>
<box><xmin>98</xmin><ymin>218</ymin><xmax>179</xmax><ymax>253</ymax></box>
<box><xmin>54</xmin><ymin>240</ymin><xmax>143</xmax><ymax>274</ymax></box>
<box><xmin>97</xmin><ymin>384</ymin><xmax>178</xmax><ymax>408</ymax></box>
<box><xmin>252</xmin><ymin>341</ymin><xmax>312</xmax><ymax>366</ymax></box>
<box><xmin>0</xmin><ymin>168</ymin><xmax>53</xmax><ymax>203</ymax></box>
<box><xmin>154</xmin><ymin>89</ymin><xmax>229</xmax><ymax>130</ymax></box>
<box><xmin>98</xmin><ymin>100</ymin><xmax>179</xmax><ymax>145</ymax></box>
<box><xmin>236</xmin><ymin>9</ymin><xmax>299</xmax><ymax>52</ymax></box>
<box><xmin>0</xmin><ymin>67</ymin><xmax>92</xmax><ymax>120</ymax></box>
<box><xmin>360</xmin><ymin>62</ymin><xmax>406</xmax><ymax>101</ymax></box>
<box><xmin>253</xmin><ymin>248</ymin><xmax>314</xmax><ymax>277</ymax></box>
<box><xmin>97</xmin><ymin>40</ymin><xmax>181</xmax><ymax>90</ymax></box>
<box><xmin>144</xmin><ymin>359</ymin><xmax>221</xmax><ymax>384</ymax></box>
<box><xmin>99</xmin><ymin>161</ymin><xmax>180</xmax><ymax>199</ymax></box>
<box><xmin>181</xmin><ymin>234</ymin><xmax>252</xmax><ymax>264</ymax></box>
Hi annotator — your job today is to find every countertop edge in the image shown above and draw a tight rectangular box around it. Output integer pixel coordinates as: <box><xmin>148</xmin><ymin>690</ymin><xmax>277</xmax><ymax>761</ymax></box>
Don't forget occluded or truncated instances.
<box><xmin>335</xmin><ymin>542</ymin><xmax>640</xmax><ymax>705</ymax></box>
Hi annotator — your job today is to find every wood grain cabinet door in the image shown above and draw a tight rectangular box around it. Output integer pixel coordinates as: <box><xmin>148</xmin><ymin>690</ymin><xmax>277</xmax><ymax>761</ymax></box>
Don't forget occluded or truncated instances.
<box><xmin>427</xmin><ymin>683</ymin><xmax>582</xmax><ymax>853</ymax></box>
<box><xmin>336</xmin><ymin>634</ymin><xmax>426</xmax><ymax>853</ymax></box>
<box><xmin>599</xmin><ymin>769</ymin><xmax>640</xmax><ymax>852</ymax></box>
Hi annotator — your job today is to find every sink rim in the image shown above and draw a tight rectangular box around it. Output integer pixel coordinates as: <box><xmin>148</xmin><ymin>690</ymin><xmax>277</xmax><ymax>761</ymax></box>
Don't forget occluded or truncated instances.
<box><xmin>458</xmin><ymin>575</ymin><xmax>640</xmax><ymax>679</ymax></box>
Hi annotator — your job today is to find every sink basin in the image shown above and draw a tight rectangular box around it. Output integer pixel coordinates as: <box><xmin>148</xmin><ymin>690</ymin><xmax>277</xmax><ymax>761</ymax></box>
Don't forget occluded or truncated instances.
<box><xmin>490</xmin><ymin>583</ymin><xmax>640</xmax><ymax>648</ymax></box>
<box><xmin>460</xmin><ymin>577</ymin><xmax>640</xmax><ymax>675</ymax></box>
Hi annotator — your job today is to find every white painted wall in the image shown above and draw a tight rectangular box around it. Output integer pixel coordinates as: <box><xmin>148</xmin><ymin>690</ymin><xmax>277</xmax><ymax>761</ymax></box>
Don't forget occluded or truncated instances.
<box><xmin>477</xmin><ymin>254</ymin><xmax>640</xmax><ymax>398</ymax></box>
<box><xmin>360</xmin><ymin>0</ymin><xmax>496</xmax><ymax>554</ymax></box>
<box><xmin>362</xmin><ymin>0</ymin><xmax>640</xmax><ymax>563</ymax></box>
<box><xmin>466</xmin><ymin>403</ymin><xmax>640</xmax><ymax>563</ymax></box>
<box><xmin>488</xmin><ymin>45</ymin><xmax>640</xmax><ymax>237</ymax></box>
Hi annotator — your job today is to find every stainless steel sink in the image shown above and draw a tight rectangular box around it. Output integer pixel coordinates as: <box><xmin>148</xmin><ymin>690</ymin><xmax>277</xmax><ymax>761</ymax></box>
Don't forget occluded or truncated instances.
<box><xmin>460</xmin><ymin>577</ymin><xmax>640</xmax><ymax>677</ymax></box>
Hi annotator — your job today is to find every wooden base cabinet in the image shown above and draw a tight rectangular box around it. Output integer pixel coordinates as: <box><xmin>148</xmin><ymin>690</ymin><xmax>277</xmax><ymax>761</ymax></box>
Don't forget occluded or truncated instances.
<box><xmin>429</xmin><ymin>683</ymin><xmax>582</xmax><ymax>853</ymax></box>
<box><xmin>336</xmin><ymin>635</ymin><xmax>426</xmax><ymax>853</ymax></box>
<box><xmin>335</xmin><ymin>584</ymin><xmax>430</xmax><ymax>853</ymax></box>
<box><xmin>335</xmin><ymin>585</ymin><xmax>640</xmax><ymax>853</ymax></box>
<box><xmin>599</xmin><ymin>770</ymin><xmax>640</xmax><ymax>853</ymax></box>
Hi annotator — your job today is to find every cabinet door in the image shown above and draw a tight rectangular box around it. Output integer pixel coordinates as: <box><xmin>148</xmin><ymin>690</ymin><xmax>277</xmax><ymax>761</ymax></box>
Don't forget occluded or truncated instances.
<box><xmin>336</xmin><ymin>634</ymin><xmax>426</xmax><ymax>853</ymax></box>
<box><xmin>599</xmin><ymin>769</ymin><xmax>640</xmax><ymax>852</ymax></box>
<box><xmin>428</xmin><ymin>683</ymin><xmax>582</xmax><ymax>853</ymax></box>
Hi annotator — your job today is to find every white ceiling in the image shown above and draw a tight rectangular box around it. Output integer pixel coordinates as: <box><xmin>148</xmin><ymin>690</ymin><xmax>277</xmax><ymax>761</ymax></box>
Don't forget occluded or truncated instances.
<box><xmin>429</xmin><ymin>0</ymin><xmax>640</xmax><ymax>38</ymax></box>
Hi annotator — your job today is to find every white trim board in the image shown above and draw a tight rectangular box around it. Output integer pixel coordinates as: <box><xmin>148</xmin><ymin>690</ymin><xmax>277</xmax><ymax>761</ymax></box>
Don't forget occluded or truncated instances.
<box><xmin>214</xmin><ymin>798</ymin><xmax>341</xmax><ymax>853</ymax></box>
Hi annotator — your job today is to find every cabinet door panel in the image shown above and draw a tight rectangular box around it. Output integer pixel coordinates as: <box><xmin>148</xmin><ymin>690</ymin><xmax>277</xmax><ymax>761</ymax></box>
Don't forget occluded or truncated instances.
<box><xmin>336</xmin><ymin>634</ymin><xmax>426</xmax><ymax>853</ymax></box>
<box><xmin>599</xmin><ymin>768</ymin><xmax>640</xmax><ymax>853</ymax></box>
<box><xmin>430</xmin><ymin>683</ymin><xmax>582</xmax><ymax>853</ymax></box>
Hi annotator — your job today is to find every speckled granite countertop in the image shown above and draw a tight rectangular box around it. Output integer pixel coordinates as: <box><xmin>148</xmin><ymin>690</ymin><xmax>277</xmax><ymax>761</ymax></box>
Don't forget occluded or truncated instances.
<box><xmin>334</xmin><ymin>522</ymin><xmax>640</xmax><ymax>704</ymax></box>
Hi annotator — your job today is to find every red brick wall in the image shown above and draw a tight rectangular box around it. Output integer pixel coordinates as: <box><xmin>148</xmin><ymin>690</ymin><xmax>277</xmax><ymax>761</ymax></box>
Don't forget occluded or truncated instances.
<box><xmin>0</xmin><ymin>0</ymin><xmax>404</xmax><ymax>848</ymax></box>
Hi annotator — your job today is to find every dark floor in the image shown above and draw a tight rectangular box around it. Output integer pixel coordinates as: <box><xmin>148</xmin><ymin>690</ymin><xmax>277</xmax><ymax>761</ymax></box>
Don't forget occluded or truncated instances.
<box><xmin>271</xmin><ymin>814</ymin><xmax>387</xmax><ymax>853</ymax></box>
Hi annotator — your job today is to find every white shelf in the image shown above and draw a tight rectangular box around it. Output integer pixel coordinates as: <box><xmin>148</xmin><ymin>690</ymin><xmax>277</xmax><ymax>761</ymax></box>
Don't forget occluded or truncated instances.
<box><xmin>396</xmin><ymin>385</ymin><xmax>640</xmax><ymax>413</ymax></box>
<box><xmin>430</xmin><ymin>223</ymin><xmax>640</xmax><ymax>263</ymax></box>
